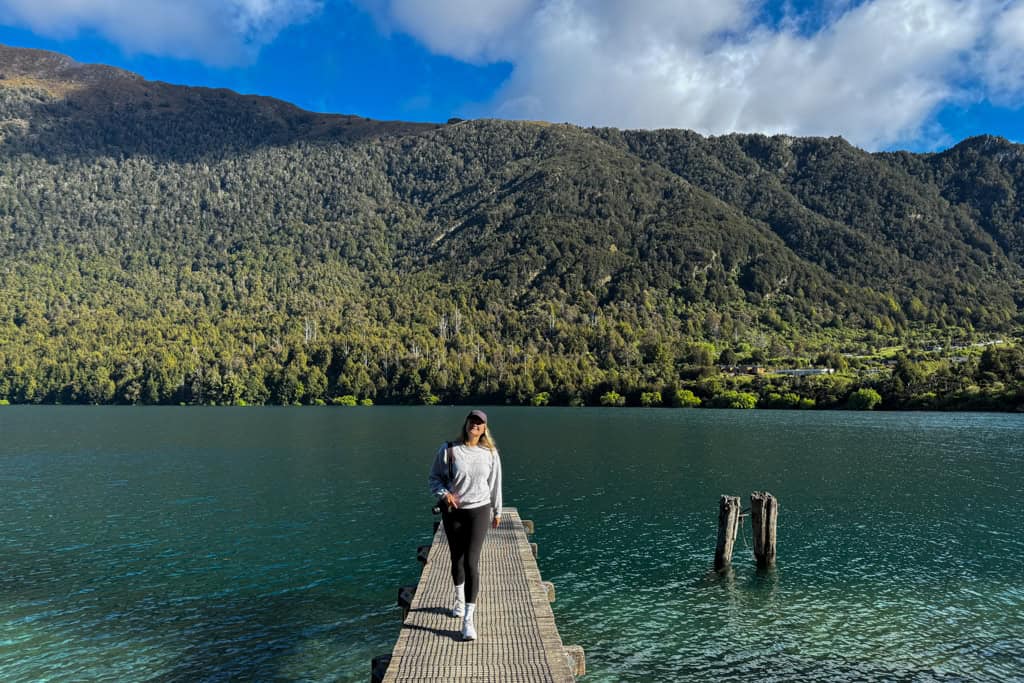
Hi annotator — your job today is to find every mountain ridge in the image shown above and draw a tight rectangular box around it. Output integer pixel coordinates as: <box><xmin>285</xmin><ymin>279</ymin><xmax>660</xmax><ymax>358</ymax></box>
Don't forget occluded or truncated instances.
<box><xmin>0</xmin><ymin>44</ymin><xmax>1021</xmax><ymax>407</ymax></box>
<box><xmin>0</xmin><ymin>43</ymin><xmax>439</xmax><ymax>161</ymax></box>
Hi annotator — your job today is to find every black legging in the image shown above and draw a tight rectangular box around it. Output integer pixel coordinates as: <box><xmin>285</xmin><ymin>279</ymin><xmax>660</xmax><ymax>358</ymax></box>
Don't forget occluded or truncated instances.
<box><xmin>442</xmin><ymin>505</ymin><xmax>491</xmax><ymax>603</ymax></box>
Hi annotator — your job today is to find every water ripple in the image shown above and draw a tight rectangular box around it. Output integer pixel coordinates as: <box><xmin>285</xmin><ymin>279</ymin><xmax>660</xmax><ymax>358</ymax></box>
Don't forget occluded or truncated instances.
<box><xmin>2</xmin><ymin>407</ymin><xmax>1023</xmax><ymax>682</ymax></box>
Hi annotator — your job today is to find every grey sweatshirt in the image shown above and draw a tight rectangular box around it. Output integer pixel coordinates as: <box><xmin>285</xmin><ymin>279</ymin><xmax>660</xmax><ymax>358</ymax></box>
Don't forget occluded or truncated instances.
<box><xmin>428</xmin><ymin>442</ymin><xmax>503</xmax><ymax>517</ymax></box>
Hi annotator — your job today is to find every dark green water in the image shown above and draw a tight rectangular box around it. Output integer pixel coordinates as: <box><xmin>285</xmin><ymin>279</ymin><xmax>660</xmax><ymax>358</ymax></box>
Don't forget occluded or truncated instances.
<box><xmin>1</xmin><ymin>407</ymin><xmax>1021</xmax><ymax>682</ymax></box>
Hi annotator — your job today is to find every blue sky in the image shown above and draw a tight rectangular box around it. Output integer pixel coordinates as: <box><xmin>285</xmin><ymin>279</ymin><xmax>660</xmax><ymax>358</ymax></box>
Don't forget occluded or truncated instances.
<box><xmin>0</xmin><ymin>0</ymin><xmax>1021</xmax><ymax>152</ymax></box>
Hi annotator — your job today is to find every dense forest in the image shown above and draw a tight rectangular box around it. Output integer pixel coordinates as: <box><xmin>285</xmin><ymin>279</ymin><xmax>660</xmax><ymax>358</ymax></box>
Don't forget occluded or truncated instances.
<box><xmin>1</xmin><ymin>45</ymin><xmax>1022</xmax><ymax>410</ymax></box>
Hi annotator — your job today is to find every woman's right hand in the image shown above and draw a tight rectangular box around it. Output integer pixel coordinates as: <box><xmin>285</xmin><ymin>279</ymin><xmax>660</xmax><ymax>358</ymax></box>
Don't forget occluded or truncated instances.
<box><xmin>445</xmin><ymin>492</ymin><xmax>460</xmax><ymax>509</ymax></box>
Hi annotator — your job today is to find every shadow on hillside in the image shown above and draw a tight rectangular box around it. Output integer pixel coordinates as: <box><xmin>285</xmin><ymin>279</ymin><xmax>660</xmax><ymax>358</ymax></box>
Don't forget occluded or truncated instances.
<box><xmin>0</xmin><ymin>77</ymin><xmax>439</xmax><ymax>163</ymax></box>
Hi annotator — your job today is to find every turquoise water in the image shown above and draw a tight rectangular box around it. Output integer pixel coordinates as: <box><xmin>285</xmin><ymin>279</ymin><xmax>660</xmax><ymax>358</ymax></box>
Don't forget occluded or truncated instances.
<box><xmin>1</xmin><ymin>407</ymin><xmax>1021</xmax><ymax>681</ymax></box>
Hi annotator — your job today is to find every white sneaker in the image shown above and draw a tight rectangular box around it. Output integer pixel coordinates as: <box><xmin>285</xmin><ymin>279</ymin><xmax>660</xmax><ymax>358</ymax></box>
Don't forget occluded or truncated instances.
<box><xmin>461</xmin><ymin>615</ymin><xmax>477</xmax><ymax>641</ymax></box>
<box><xmin>451</xmin><ymin>584</ymin><xmax>465</xmax><ymax>618</ymax></box>
<box><xmin>462</xmin><ymin>603</ymin><xmax>477</xmax><ymax>641</ymax></box>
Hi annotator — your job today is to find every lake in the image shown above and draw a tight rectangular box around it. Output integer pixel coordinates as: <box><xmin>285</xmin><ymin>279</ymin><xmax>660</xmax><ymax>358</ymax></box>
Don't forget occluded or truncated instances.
<box><xmin>1</xmin><ymin>407</ymin><xmax>1021</xmax><ymax>681</ymax></box>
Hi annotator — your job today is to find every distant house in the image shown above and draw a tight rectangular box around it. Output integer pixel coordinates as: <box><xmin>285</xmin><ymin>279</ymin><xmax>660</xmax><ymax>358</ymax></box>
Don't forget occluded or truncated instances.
<box><xmin>773</xmin><ymin>368</ymin><xmax>836</xmax><ymax>377</ymax></box>
<box><xmin>718</xmin><ymin>365</ymin><xmax>767</xmax><ymax>376</ymax></box>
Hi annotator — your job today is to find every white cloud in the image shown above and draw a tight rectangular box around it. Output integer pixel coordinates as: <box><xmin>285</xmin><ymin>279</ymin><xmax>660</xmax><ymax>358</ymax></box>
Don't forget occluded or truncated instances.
<box><xmin>0</xmin><ymin>0</ymin><xmax>321</xmax><ymax>67</ymax></box>
<box><xmin>383</xmin><ymin>0</ymin><xmax>536</xmax><ymax>62</ymax></box>
<box><xmin>728</xmin><ymin>0</ymin><xmax>984</xmax><ymax>148</ymax></box>
<box><xmin>380</xmin><ymin>0</ymin><xmax>1018</xmax><ymax>150</ymax></box>
<box><xmin>982</xmin><ymin>1</ymin><xmax>1024</xmax><ymax>103</ymax></box>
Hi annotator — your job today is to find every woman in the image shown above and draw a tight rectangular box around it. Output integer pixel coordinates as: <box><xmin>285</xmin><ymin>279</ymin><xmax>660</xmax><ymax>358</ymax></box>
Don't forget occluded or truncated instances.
<box><xmin>428</xmin><ymin>409</ymin><xmax>503</xmax><ymax>641</ymax></box>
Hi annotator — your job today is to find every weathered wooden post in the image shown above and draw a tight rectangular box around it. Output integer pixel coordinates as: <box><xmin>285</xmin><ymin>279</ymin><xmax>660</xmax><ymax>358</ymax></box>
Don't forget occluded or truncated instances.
<box><xmin>715</xmin><ymin>495</ymin><xmax>742</xmax><ymax>571</ymax></box>
<box><xmin>370</xmin><ymin>654</ymin><xmax>390</xmax><ymax>683</ymax></box>
<box><xmin>564</xmin><ymin>645</ymin><xmax>586</xmax><ymax>677</ymax></box>
<box><xmin>750</xmin><ymin>491</ymin><xmax>778</xmax><ymax>567</ymax></box>
<box><xmin>397</xmin><ymin>584</ymin><xmax>416</xmax><ymax>620</ymax></box>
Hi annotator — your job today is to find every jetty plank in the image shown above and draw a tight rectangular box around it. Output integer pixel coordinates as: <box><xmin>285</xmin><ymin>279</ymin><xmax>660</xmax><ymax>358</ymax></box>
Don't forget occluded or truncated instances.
<box><xmin>382</xmin><ymin>507</ymin><xmax>577</xmax><ymax>682</ymax></box>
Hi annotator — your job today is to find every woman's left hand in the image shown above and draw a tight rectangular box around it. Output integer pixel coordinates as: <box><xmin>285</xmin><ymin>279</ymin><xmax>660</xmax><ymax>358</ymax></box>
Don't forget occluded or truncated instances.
<box><xmin>492</xmin><ymin>515</ymin><xmax>501</xmax><ymax>529</ymax></box>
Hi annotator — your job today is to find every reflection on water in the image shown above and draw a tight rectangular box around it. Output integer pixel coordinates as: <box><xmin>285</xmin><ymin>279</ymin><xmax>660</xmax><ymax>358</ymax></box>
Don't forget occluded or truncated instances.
<box><xmin>0</xmin><ymin>407</ymin><xmax>1022</xmax><ymax>681</ymax></box>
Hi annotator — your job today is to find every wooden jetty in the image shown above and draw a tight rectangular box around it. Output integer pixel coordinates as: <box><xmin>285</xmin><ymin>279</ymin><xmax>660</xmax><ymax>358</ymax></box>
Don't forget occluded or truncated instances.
<box><xmin>374</xmin><ymin>507</ymin><xmax>584</xmax><ymax>682</ymax></box>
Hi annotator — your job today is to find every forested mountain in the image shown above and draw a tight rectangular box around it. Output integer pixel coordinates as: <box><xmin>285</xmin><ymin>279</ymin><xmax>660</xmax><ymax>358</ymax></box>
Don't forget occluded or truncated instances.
<box><xmin>0</xmin><ymin>45</ymin><xmax>1021</xmax><ymax>408</ymax></box>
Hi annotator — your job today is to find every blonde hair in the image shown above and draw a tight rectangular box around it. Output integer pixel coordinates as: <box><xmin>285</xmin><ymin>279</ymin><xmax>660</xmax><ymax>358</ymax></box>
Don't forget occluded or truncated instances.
<box><xmin>460</xmin><ymin>418</ymin><xmax>497</xmax><ymax>453</ymax></box>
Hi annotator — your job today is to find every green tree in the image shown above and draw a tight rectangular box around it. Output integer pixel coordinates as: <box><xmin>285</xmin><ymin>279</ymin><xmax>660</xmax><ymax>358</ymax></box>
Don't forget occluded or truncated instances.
<box><xmin>674</xmin><ymin>389</ymin><xmax>702</xmax><ymax>407</ymax></box>
<box><xmin>847</xmin><ymin>387</ymin><xmax>882</xmax><ymax>410</ymax></box>
<box><xmin>640</xmin><ymin>391</ymin><xmax>662</xmax><ymax>406</ymax></box>
<box><xmin>764</xmin><ymin>391</ymin><xmax>801</xmax><ymax>408</ymax></box>
<box><xmin>599</xmin><ymin>390</ymin><xmax>626</xmax><ymax>406</ymax></box>
<box><xmin>711</xmin><ymin>390</ymin><xmax>757</xmax><ymax>409</ymax></box>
